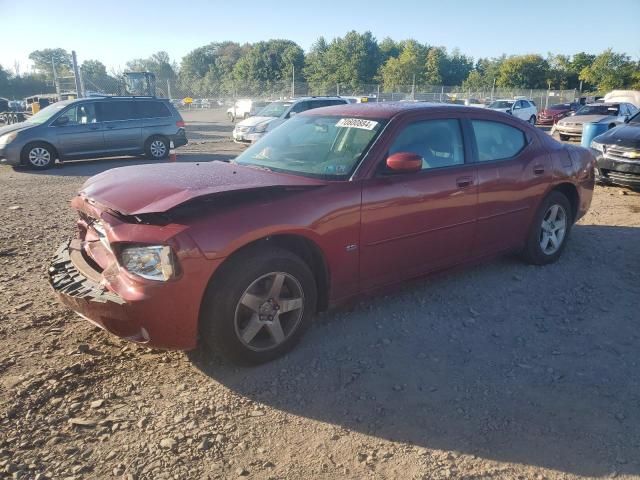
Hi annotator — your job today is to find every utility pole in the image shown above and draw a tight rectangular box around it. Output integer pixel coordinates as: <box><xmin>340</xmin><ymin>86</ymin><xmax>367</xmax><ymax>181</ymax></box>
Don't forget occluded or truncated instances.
<box><xmin>167</xmin><ymin>79</ymin><xmax>172</xmax><ymax>99</ymax></box>
<box><xmin>71</xmin><ymin>50</ymin><xmax>83</xmax><ymax>98</ymax></box>
<box><xmin>51</xmin><ymin>58</ymin><xmax>61</xmax><ymax>100</ymax></box>
<box><xmin>291</xmin><ymin>65</ymin><xmax>295</xmax><ymax>99</ymax></box>
<box><xmin>411</xmin><ymin>73</ymin><xmax>416</xmax><ymax>100</ymax></box>
<box><xmin>491</xmin><ymin>78</ymin><xmax>496</xmax><ymax>101</ymax></box>
<box><xmin>376</xmin><ymin>84</ymin><xmax>380</xmax><ymax>102</ymax></box>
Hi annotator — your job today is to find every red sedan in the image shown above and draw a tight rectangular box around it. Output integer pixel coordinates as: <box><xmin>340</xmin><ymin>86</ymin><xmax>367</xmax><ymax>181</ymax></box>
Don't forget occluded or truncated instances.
<box><xmin>537</xmin><ymin>102</ymin><xmax>580</xmax><ymax>126</ymax></box>
<box><xmin>49</xmin><ymin>103</ymin><xmax>595</xmax><ymax>364</ymax></box>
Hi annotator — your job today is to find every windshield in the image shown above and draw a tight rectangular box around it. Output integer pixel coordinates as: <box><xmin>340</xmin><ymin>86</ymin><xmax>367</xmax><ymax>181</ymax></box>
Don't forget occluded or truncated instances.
<box><xmin>25</xmin><ymin>103</ymin><xmax>68</xmax><ymax>124</ymax></box>
<box><xmin>576</xmin><ymin>105</ymin><xmax>619</xmax><ymax>116</ymax></box>
<box><xmin>256</xmin><ymin>101</ymin><xmax>293</xmax><ymax>118</ymax></box>
<box><xmin>489</xmin><ymin>101</ymin><xmax>513</xmax><ymax>109</ymax></box>
<box><xmin>235</xmin><ymin>115</ymin><xmax>386</xmax><ymax>179</ymax></box>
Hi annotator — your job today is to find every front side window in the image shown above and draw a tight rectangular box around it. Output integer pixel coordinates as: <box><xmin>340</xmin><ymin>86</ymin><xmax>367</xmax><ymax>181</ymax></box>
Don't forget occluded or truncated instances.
<box><xmin>99</xmin><ymin>101</ymin><xmax>136</xmax><ymax>121</ymax></box>
<box><xmin>389</xmin><ymin>119</ymin><xmax>465</xmax><ymax>170</ymax></box>
<box><xmin>235</xmin><ymin>115</ymin><xmax>386</xmax><ymax>179</ymax></box>
<box><xmin>57</xmin><ymin>103</ymin><xmax>98</xmax><ymax>125</ymax></box>
<box><xmin>471</xmin><ymin>120</ymin><xmax>527</xmax><ymax>162</ymax></box>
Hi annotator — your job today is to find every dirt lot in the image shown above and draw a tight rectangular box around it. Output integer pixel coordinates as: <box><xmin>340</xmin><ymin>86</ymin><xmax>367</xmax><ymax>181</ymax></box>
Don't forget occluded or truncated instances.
<box><xmin>1</xmin><ymin>109</ymin><xmax>639</xmax><ymax>480</ymax></box>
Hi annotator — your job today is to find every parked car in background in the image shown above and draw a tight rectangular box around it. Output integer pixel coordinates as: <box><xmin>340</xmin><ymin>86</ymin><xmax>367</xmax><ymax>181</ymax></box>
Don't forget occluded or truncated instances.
<box><xmin>232</xmin><ymin>96</ymin><xmax>348</xmax><ymax>143</ymax></box>
<box><xmin>603</xmin><ymin>90</ymin><xmax>640</xmax><ymax>108</ymax></box>
<box><xmin>590</xmin><ymin>110</ymin><xmax>640</xmax><ymax>188</ymax></box>
<box><xmin>0</xmin><ymin>96</ymin><xmax>187</xmax><ymax>170</ymax></box>
<box><xmin>227</xmin><ymin>99</ymin><xmax>270</xmax><ymax>122</ymax></box>
<box><xmin>555</xmin><ymin>102</ymin><xmax>638</xmax><ymax>141</ymax></box>
<box><xmin>49</xmin><ymin>102</ymin><xmax>594</xmax><ymax>364</ymax></box>
<box><xmin>488</xmin><ymin>98</ymin><xmax>538</xmax><ymax>124</ymax></box>
<box><xmin>537</xmin><ymin>102</ymin><xmax>580</xmax><ymax>126</ymax></box>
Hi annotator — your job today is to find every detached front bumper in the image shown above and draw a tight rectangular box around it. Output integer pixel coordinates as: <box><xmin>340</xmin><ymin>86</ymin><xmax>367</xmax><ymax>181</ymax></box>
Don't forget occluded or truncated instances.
<box><xmin>591</xmin><ymin>149</ymin><xmax>640</xmax><ymax>188</ymax></box>
<box><xmin>48</xmin><ymin>238</ymin><xmax>213</xmax><ymax>350</ymax></box>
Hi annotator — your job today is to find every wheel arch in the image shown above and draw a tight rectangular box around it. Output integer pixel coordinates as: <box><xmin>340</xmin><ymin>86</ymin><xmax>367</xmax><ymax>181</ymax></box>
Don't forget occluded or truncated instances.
<box><xmin>550</xmin><ymin>182</ymin><xmax>579</xmax><ymax>222</ymax></box>
<box><xmin>202</xmin><ymin>233</ymin><xmax>331</xmax><ymax>314</ymax></box>
<box><xmin>20</xmin><ymin>140</ymin><xmax>59</xmax><ymax>165</ymax></box>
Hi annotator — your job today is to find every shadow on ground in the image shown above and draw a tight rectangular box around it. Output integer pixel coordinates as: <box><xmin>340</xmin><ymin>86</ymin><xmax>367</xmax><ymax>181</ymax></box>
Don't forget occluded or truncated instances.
<box><xmin>192</xmin><ymin>224</ymin><xmax>640</xmax><ymax>477</ymax></box>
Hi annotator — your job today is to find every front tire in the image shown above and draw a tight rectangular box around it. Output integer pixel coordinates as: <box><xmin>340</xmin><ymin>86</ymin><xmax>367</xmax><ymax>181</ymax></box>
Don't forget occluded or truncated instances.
<box><xmin>521</xmin><ymin>191</ymin><xmax>573</xmax><ymax>265</ymax></box>
<box><xmin>22</xmin><ymin>142</ymin><xmax>55</xmax><ymax>170</ymax></box>
<box><xmin>145</xmin><ymin>136</ymin><xmax>169</xmax><ymax>160</ymax></box>
<box><xmin>529</xmin><ymin>115</ymin><xmax>536</xmax><ymax>125</ymax></box>
<box><xmin>200</xmin><ymin>247</ymin><xmax>317</xmax><ymax>365</ymax></box>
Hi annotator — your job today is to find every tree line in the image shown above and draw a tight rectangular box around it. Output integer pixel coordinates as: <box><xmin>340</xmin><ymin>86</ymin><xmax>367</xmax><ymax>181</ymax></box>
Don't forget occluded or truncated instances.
<box><xmin>1</xmin><ymin>31</ymin><xmax>639</xmax><ymax>100</ymax></box>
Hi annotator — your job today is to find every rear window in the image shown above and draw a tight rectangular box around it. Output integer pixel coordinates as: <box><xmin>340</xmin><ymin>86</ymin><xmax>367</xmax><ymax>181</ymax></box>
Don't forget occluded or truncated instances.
<box><xmin>98</xmin><ymin>101</ymin><xmax>136</xmax><ymax>121</ymax></box>
<box><xmin>137</xmin><ymin>101</ymin><xmax>171</xmax><ymax>118</ymax></box>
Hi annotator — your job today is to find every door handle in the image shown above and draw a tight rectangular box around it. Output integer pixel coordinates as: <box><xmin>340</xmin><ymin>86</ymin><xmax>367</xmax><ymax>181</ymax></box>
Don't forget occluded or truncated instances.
<box><xmin>456</xmin><ymin>176</ymin><xmax>474</xmax><ymax>188</ymax></box>
<box><xmin>533</xmin><ymin>165</ymin><xmax>545</xmax><ymax>175</ymax></box>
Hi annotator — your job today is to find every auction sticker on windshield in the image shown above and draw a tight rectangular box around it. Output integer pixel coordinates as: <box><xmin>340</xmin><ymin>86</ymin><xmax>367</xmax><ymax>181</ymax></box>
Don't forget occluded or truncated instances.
<box><xmin>336</xmin><ymin>118</ymin><xmax>379</xmax><ymax>130</ymax></box>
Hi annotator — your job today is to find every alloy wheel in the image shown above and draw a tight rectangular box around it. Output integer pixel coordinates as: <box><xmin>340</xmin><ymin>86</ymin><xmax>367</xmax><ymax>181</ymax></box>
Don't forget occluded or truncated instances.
<box><xmin>539</xmin><ymin>204</ymin><xmax>567</xmax><ymax>255</ymax></box>
<box><xmin>28</xmin><ymin>147</ymin><xmax>51</xmax><ymax>167</ymax></box>
<box><xmin>234</xmin><ymin>272</ymin><xmax>305</xmax><ymax>351</ymax></box>
<box><xmin>150</xmin><ymin>140</ymin><xmax>167</xmax><ymax>158</ymax></box>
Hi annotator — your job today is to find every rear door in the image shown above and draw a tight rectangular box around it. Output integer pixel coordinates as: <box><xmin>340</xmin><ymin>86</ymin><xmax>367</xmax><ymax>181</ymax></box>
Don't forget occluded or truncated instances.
<box><xmin>468</xmin><ymin>117</ymin><xmax>550</xmax><ymax>257</ymax></box>
<box><xmin>97</xmin><ymin>100</ymin><xmax>142</xmax><ymax>154</ymax></box>
<box><xmin>54</xmin><ymin>102</ymin><xmax>105</xmax><ymax>158</ymax></box>
<box><xmin>359</xmin><ymin>114</ymin><xmax>478</xmax><ymax>290</ymax></box>
<box><xmin>137</xmin><ymin>100</ymin><xmax>174</xmax><ymax>140</ymax></box>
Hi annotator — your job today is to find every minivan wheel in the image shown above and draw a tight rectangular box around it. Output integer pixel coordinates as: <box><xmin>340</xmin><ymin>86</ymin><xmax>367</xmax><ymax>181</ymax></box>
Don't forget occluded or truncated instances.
<box><xmin>200</xmin><ymin>247</ymin><xmax>317</xmax><ymax>365</ymax></box>
<box><xmin>521</xmin><ymin>191</ymin><xmax>572</xmax><ymax>265</ymax></box>
<box><xmin>22</xmin><ymin>142</ymin><xmax>55</xmax><ymax>170</ymax></box>
<box><xmin>145</xmin><ymin>136</ymin><xmax>169</xmax><ymax>159</ymax></box>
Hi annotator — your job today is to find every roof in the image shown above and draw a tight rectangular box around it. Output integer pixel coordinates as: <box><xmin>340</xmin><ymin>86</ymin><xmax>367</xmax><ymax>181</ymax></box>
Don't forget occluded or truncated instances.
<box><xmin>303</xmin><ymin>101</ymin><xmax>465</xmax><ymax>119</ymax></box>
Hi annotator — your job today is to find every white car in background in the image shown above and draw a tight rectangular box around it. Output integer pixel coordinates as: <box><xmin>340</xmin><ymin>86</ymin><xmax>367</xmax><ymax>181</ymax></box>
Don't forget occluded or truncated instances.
<box><xmin>488</xmin><ymin>98</ymin><xmax>538</xmax><ymax>124</ymax></box>
<box><xmin>232</xmin><ymin>96</ymin><xmax>348</xmax><ymax>143</ymax></box>
<box><xmin>227</xmin><ymin>99</ymin><xmax>270</xmax><ymax>122</ymax></box>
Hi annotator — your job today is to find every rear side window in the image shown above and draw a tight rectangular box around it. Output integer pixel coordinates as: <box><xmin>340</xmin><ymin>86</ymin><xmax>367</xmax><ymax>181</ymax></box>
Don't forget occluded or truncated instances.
<box><xmin>471</xmin><ymin>120</ymin><xmax>527</xmax><ymax>162</ymax></box>
<box><xmin>98</xmin><ymin>101</ymin><xmax>136</xmax><ymax>121</ymax></box>
<box><xmin>137</xmin><ymin>101</ymin><xmax>171</xmax><ymax>118</ymax></box>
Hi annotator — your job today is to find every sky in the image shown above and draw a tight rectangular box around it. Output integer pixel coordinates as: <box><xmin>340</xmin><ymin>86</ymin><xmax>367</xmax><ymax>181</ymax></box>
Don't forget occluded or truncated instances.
<box><xmin>1</xmin><ymin>0</ymin><xmax>639</xmax><ymax>74</ymax></box>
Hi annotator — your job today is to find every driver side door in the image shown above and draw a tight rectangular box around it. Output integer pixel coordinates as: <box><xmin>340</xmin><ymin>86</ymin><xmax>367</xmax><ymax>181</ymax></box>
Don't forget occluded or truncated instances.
<box><xmin>54</xmin><ymin>102</ymin><xmax>105</xmax><ymax>158</ymax></box>
<box><xmin>359</xmin><ymin>115</ymin><xmax>478</xmax><ymax>290</ymax></box>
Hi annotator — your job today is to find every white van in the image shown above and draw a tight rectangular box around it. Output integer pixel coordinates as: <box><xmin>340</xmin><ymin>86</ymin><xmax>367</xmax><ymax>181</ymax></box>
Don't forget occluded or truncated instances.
<box><xmin>604</xmin><ymin>90</ymin><xmax>640</xmax><ymax>108</ymax></box>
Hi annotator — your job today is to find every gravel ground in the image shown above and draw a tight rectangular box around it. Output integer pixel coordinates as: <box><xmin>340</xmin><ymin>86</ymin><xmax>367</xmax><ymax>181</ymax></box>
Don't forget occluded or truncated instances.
<box><xmin>1</xmin><ymin>109</ymin><xmax>639</xmax><ymax>480</ymax></box>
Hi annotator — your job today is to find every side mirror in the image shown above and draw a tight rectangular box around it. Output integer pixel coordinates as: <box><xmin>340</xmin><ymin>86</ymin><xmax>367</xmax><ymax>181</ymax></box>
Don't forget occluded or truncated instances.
<box><xmin>288</xmin><ymin>111</ymin><xmax>298</xmax><ymax>118</ymax></box>
<box><xmin>53</xmin><ymin>116</ymin><xmax>69</xmax><ymax>126</ymax></box>
<box><xmin>386</xmin><ymin>152</ymin><xmax>422</xmax><ymax>174</ymax></box>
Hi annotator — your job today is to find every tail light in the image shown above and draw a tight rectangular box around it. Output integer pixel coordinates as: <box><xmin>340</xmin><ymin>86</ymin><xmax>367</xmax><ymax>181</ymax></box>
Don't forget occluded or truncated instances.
<box><xmin>176</xmin><ymin>120</ymin><xmax>185</xmax><ymax>128</ymax></box>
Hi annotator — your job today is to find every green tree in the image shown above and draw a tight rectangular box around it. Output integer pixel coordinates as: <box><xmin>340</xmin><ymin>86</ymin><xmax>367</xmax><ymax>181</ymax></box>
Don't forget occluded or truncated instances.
<box><xmin>424</xmin><ymin>47</ymin><xmax>446</xmax><ymax>84</ymax></box>
<box><xmin>579</xmin><ymin>49</ymin><xmax>636</xmax><ymax>92</ymax></box>
<box><xmin>378</xmin><ymin>40</ymin><xmax>427</xmax><ymax>90</ymax></box>
<box><xmin>28</xmin><ymin>48</ymin><xmax>72</xmax><ymax>80</ymax></box>
<box><xmin>303</xmin><ymin>37</ymin><xmax>331</xmax><ymax>92</ymax></box>
<box><xmin>126</xmin><ymin>51</ymin><xmax>177</xmax><ymax>82</ymax></box>
<box><xmin>441</xmin><ymin>48</ymin><xmax>473</xmax><ymax>86</ymax></box>
<box><xmin>497</xmin><ymin>54</ymin><xmax>549</xmax><ymax>88</ymax></box>
<box><xmin>379</xmin><ymin>37</ymin><xmax>402</xmax><ymax>63</ymax></box>
<box><xmin>178</xmin><ymin>42</ymin><xmax>243</xmax><ymax>96</ymax></box>
<box><xmin>232</xmin><ymin>40</ymin><xmax>304</xmax><ymax>93</ymax></box>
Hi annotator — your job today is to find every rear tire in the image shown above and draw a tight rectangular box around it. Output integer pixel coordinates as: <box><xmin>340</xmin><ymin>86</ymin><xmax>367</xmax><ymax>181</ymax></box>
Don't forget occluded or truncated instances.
<box><xmin>144</xmin><ymin>136</ymin><xmax>169</xmax><ymax>160</ymax></box>
<box><xmin>21</xmin><ymin>142</ymin><xmax>55</xmax><ymax>170</ymax></box>
<box><xmin>521</xmin><ymin>191</ymin><xmax>573</xmax><ymax>265</ymax></box>
<box><xmin>199</xmin><ymin>247</ymin><xmax>317</xmax><ymax>365</ymax></box>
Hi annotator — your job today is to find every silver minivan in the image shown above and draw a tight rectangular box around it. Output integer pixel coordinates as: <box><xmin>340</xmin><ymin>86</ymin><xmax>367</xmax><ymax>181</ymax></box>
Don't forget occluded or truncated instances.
<box><xmin>0</xmin><ymin>97</ymin><xmax>187</xmax><ymax>170</ymax></box>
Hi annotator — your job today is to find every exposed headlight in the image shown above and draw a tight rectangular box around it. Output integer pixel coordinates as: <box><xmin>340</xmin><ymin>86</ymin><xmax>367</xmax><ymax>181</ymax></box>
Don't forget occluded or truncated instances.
<box><xmin>621</xmin><ymin>150</ymin><xmax>640</xmax><ymax>159</ymax></box>
<box><xmin>119</xmin><ymin>245</ymin><xmax>176</xmax><ymax>281</ymax></box>
<box><xmin>254</xmin><ymin>123</ymin><xmax>269</xmax><ymax>133</ymax></box>
<box><xmin>590</xmin><ymin>141</ymin><xmax>604</xmax><ymax>152</ymax></box>
<box><xmin>0</xmin><ymin>132</ymin><xmax>18</xmax><ymax>146</ymax></box>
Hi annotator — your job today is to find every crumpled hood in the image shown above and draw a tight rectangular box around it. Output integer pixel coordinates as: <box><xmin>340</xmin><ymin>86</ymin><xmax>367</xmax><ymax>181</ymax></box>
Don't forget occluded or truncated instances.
<box><xmin>80</xmin><ymin>161</ymin><xmax>327</xmax><ymax>215</ymax></box>
<box><xmin>235</xmin><ymin>116</ymin><xmax>277</xmax><ymax>129</ymax></box>
<box><xmin>559</xmin><ymin>114</ymin><xmax>615</xmax><ymax>125</ymax></box>
<box><xmin>0</xmin><ymin>122</ymin><xmax>35</xmax><ymax>137</ymax></box>
<box><xmin>594</xmin><ymin>123</ymin><xmax>640</xmax><ymax>149</ymax></box>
